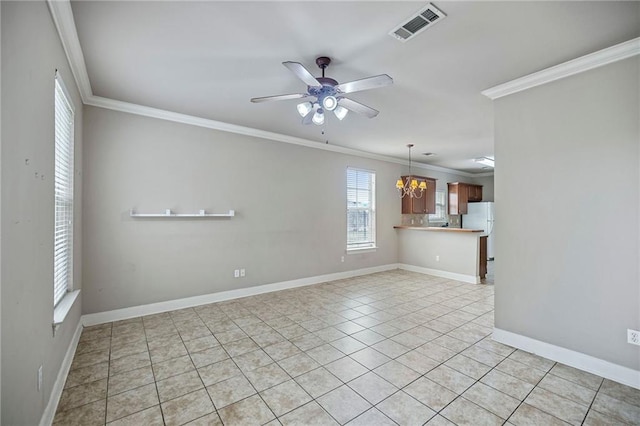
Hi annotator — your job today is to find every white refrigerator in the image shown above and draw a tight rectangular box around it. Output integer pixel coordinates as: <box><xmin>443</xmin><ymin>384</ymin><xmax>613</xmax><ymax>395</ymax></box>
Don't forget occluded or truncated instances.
<box><xmin>462</xmin><ymin>202</ymin><xmax>495</xmax><ymax>259</ymax></box>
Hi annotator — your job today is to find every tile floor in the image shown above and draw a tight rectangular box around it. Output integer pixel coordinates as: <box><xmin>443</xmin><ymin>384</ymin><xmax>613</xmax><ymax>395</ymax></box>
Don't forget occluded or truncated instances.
<box><xmin>54</xmin><ymin>269</ymin><xmax>640</xmax><ymax>425</ymax></box>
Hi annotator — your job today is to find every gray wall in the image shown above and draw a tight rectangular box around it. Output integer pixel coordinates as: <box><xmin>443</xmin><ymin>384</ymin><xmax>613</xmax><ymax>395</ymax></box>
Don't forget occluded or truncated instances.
<box><xmin>1</xmin><ymin>1</ymin><xmax>84</xmax><ymax>424</ymax></box>
<box><xmin>82</xmin><ymin>106</ymin><xmax>412</xmax><ymax>314</ymax></box>
<box><xmin>494</xmin><ymin>57</ymin><xmax>639</xmax><ymax>370</ymax></box>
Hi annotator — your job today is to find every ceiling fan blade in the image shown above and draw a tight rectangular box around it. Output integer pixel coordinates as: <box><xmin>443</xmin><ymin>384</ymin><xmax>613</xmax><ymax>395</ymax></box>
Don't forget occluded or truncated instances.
<box><xmin>338</xmin><ymin>98</ymin><xmax>379</xmax><ymax>118</ymax></box>
<box><xmin>336</xmin><ymin>74</ymin><xmax>393</xmax><ymax>94</ymax></box>
<box><xmin>283</xmin><ymin>61</ymin><xmax>322</xmax><ymax>87</ymax></box>
<box><xmin>250</xmin><ymin>93</ymin><xmax>312</xmax><ymax>103</ymax></box>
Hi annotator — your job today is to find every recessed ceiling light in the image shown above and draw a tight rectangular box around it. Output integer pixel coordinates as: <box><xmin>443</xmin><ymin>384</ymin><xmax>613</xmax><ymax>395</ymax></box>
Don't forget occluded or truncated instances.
<box><xmin>423</xmin><ymin>152</ymin><xmax>435</xmax><ymax>156</ymax></box>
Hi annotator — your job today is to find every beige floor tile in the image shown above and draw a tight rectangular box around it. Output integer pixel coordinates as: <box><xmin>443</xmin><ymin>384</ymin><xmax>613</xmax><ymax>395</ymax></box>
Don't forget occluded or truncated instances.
<box><xmin>480</xmin><ymin>369</ymin><xmax>534</xmax><ymax>400</ymax></box>
<box><xmin>349</xmin><ymin>347</ymin><xmax>390</xmax><ymax>370</ymax></box>
<box><xmin>508</xmin><ymin>403</ymin><xmax>570</xmax><ymax>426</ymax></box>
<box><xmin>377</xmin><ymin>390</ymin><xmax>436</xmax><ymax>426</ymax></box>
<box><xmin>71</xmin><ymin>349</ymin><xmax>111</xmax><ymax>371</ymax></box>
<box><xmin>425</xmin><ymin>365</ymin><xmax>475</xmax><ymax>394</ymax></box>
<box><xmin>509</xmin><ymin>349</ymin><xmax>555</xmax><ymax>372</ymax></box>
<box><xmin>217</xmin><ymin>394</ymin><xmax>275</xmax><ymax>426</ymax></box>
<box><xmin>156</xmin><ymin>370</ymin><xmax>204</xmax><ymax>402</ymax></box>
<box><xmin>233</xmin><ymin>348</ymin><xmax>273</xmax><ymax>372</ymax></box>
<box><xmin>415</xmin><ymin>341</ymin><xmax>457</xmax><ymax>363</ymax></box>
<box><xmin>599</xmin><ymin>379</ymin><xmax>640</xmax><ymax>406</ymax></box>
<box><xmin>279</xmin><ymin>401</ymin><xmax>339</xmax><ymax>426</ymax></box>
<box><xmin>538</xmin><ymin>373</ymin><xmax>597</xmax><ymax>406</ymax></box>
<box><xmin>278</xmin><ymin>324</ymin><xmax>309</xmax><ymax>340</ymax></box>
<box><xmin>150</xmin><ymin>341</ymin><xmax>189</xmax><ymax>364</ymax></box>
<box><xmin>110</xmin><ymin>351</ymin><xmax>151</xmax><ymax>376</ymax></box>
<box><xmin>371</xmin><ymin>339</ymin><xmax>411</xmax><ymax>359</ymax></box>
<box><xmin>206</xmin><ymin>374</ymin><xmax>256</xmax><ymax>408</ymax></box>
<box><xmin>496</xmin><ymin>358</ymin><xmax>546</xmax><ymax>385</ymax></box>
<box><xmin>244</xmin><ymin>363</ymin><xmax>291</xmax><ymax>392</ymax></box>
<box><xmin>445</xmin><ymin>353</ymin><xmax>492</xmax><ymax>379</ymax></box>
<box><xmin>549</xmin><ymin>363</ymin><xmax>603</xmax><ymax>390</ymax></box>
<box><xmin>197</xmin><ymin>358</ymin><xmax>241</xmax><ymax>386</ymax></box>
<box><xmin>475</xmin><ymin>337</ymin><xmax>516</xmax><ymax>357</ymax></box>
<box><xmin>263</xmin><ymin>341</ymin><xmax>301</xmax><ymax>361</ymax></box>
<box><xmin>161</xmin><ymin>388</ymin><xmax>215</xmax><ymax>426</ymax></box>
<box><xmin>369</xmin><ymin>323</ymin><xmax>402</xmax><ymax>338</ymax></box>
<box><xmin>348</xmin><ymin>372</ymin><xmax>398</xmax><ymax>404</ymax></box>
<box><xmin>146</xmin><ymin>331</ymin><xmax>181</xmax><ymax>350</ymax></box>
<box><xmin>223</xmin><ymin>337</ymin><xmax>259</xmax><ymax>357</ymax></box>
<box><xmin>582</xmin><ymin>408</ymin><xmax>625</xmax><ymax>425</ymax></box>
<box><xmin>57</xmin><ymin>378</ymin><xmax>108</xmax><ymax>412</ymax></box>
<box><xmin>190</xmin><ymin>346</ymin><xmax>229</xmax><ymax>368</ymax></box>
<box><xmin>316</xmin><ymin>385</ymin><xmax>372</xmax><ymax>424</ymax></box>
<box><xmin>294</xmin><ymin>367</ymin><xmax>342</xmax><ymax>399</ymax></box>
<box><xmin>306</xmin><ymin>344</ymin><xmax>345</xmax><ymax>365</ymax></box>
<box><xmin>108</xmin><ymin>365</ymin><xmax>155</xmax><ymax>396</ymax></box>
<box><xmin>425</xmin><ymin>414</ymin><xmax>457</xmax><ymax>425</ymax></box>
<box><xmin>290</xmin><ymin>333</ymin><xmax>324</xmax><ymax>351</ymax></box>
<box><xmin>345</xmin><ymin>408</ymin><xmax>395</xmax><ymax>426</ymax></box>
<box><xmin>152</xmin><ymin>354</ymin><xmax>195</xmax><ymax>381</ymax></box>
<box><xmin>260</xmin><ymin>379</ymin><xmax>312</xmax><ymax>417</ymax></box>
<box><xmin>441</xmin><ymin>397</ymin><xmax>503</xmax><ymax>425</ymax></box>
<box><xmin>432</xmin><ymin>334</ymin><xmax>472</xmax><ymax>352</ymax></box>
<box><xmin>278</xmin><ymin>352</ymin><xmax>321</xmax><ymax>377</ymax></box>
<box><xmin>53</xmin><ymin>399</ymin><xmax>105</xmax><ymax>425</ymax></box>
<box><xmin>213</xmin><ymin>328</ymin><xmax>247</xmax><ymax>344</ymax></box>
<box><xmin>461</xmin><ymin>345</ymin><xmax>506</xmax><ymax>367</ymax></box>
<box><xmin>64</xmin><ymin>361</ymin><xmax>109</xmax><ymax>389</ymax></box>
<box><xmin>396</xmin><ymin>349</ymin><xmax>440</xmax><ymax>374</ymax></box>
<box><xmin>76</xmin><ymin>337</ymin><xmax>112</xmax><ymax>356</ymax></box>
<box><xmin>525</xmin><ymin>387</ymin><xmax>589</xmax><ymax>425</ymax></box>
<box><xmin>110</xmin><ymin>340</ymin><xmax>148</xmax><ymax>361</ymax></box>
<box><xmin>405</xmin><ymin>377</ymin><xmax>458</xmax><ymax>411</ymax></box>
<box><xmin>591</xmin><ymin>392</ymin><xmax>640</xmax><ymax>424</ymax></box>
<box><xmin>106</xmin><ymin>382</ymin><xmax>158</xmax><ymax>423</ymax></box>
<box><xmin>184</xmin><ymin>335</ymin><xmax>219</xmax><ymax>354</ymax></box>
<box><xmin>329</xmin><ymin>336</ymin><xmax>367</xmax><ymax>355</ymax></box>
<box><xmin>106</xmin><ymin>405</ymin><xmax>163</xmax><ymax>426</ymax></box>
<box><xmin>183</xmin><ymin>412</ymin><xmax>223</xmax><ymax>426</ymax></box>
<box><xmin>324</xmin><ymin>356</ymin><xmax>369</xmax><ymax>383</ymax></box>
<box><xmin>351</xmin><ymin>329</ymin><xmax>385</xmax><ymax>346</ymax></box>
<box><xmin>462</xmin><ymin>382</ymin><xmax>520</xmax><ymax>419</ymax></box>
<box><xmin>333</xmin><ymin>321</ymin><xmax>366</xmax><ymax>335</ymax></box>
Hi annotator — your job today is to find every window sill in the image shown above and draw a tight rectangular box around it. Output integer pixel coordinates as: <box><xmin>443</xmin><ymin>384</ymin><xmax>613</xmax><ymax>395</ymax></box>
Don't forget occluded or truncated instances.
<box><xmin>347</xmin><ymin>247</ymin><xmax>378</xmax><ymax>254</ymax></box>
<box><xmin>54</xmin><ymin>290</ymin><xmax>80</xmax><ymax>327</ymax></box>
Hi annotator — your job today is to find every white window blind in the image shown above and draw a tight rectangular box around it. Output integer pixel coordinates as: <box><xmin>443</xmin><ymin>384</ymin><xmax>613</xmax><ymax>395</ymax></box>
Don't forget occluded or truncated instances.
<box><xmin>347</xmin><ymin>168</ymin><xmax>376</xmax><ymax>250</ymax></box>
<box><xmin>429</xmin><ymin>189</ymin><xmax>446</xmax><ymax>222</ymax></box>
<box><xmin>54</xmin><ymin>73</ymin><xmax>74</xmax><ymax>307</ymax></box>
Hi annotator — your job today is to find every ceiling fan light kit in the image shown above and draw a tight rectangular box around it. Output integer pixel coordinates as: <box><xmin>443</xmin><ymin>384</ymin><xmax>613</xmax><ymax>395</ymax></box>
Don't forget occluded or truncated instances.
<box><xmin>251</xmin><ymin>56</ymin><xmax>393</xmax><ymax>126</ymax></box>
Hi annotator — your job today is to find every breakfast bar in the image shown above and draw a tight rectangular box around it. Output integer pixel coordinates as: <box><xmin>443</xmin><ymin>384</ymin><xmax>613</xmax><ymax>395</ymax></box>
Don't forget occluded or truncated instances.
<box><xmin>394</xmin><ymin>226</ymin><xmax>487</xmax><ymax>284</ymax></box>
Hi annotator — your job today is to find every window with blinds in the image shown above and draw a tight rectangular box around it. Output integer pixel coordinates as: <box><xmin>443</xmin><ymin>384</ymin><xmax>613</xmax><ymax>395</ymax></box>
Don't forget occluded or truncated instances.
<box><xmin>429</xmin><ymin>189</ymin><xmax>447</xmax><ymax>222</ymax></box>
<box><xmin>54</xmin><ymin>73</ymin><xmax>75</xmax><ymax>307</ymax></box>
<box><xmin>346</xmin><ymin>168</ymin><xmax>376</xmax><ymax>250</ymax></box>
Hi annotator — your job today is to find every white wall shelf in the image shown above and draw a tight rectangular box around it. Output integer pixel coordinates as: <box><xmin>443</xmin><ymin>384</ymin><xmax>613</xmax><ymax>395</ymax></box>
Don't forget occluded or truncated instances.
<box><xmin>130</xmin><ymin>209</ymin><xmax>235</xmax><ymax>218</ymax></box>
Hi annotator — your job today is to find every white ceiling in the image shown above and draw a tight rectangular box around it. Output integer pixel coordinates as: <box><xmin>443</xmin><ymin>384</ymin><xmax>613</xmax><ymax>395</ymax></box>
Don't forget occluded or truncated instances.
<box><xmin>70</xmin><ymin>1</ymin><xmax>640</xmax><ymax>173</ymax></box>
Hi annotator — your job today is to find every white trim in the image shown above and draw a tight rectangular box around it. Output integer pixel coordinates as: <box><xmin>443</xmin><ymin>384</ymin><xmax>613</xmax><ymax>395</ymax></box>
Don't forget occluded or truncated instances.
<box><xmin>47</xmin><ymin>0</ymin><xmax>486</xmax><ymax>179</ymax></box>
<box><xmin>82</xmin><ymin>264</ymin><xmax>400</xmax><ymax>326</ymax></box>
<box><xmin>85</xmin><ymin>96</ymin><xmax>480</xmax><ymax>177</ymax></box>
<box><xmin>47</xmin><ymin>0</ymin><xmax>92</xmax><ymax>102</ymax></box>
<box><xmin>398</xmin><ymin>263</ymin><xmax>479</xmax><ymax>284</ymax></box>
<box><xmin>482</xmin><ymin>37</ymin><xmax>640</xmax><ymax>100</ymax></box>
<box><xmin>39</xmin><ymin>320</ymin><xmax>83</xmax><ymax>426</ymax></box>
<box><xmin>493</xmin><ymin>328</ymin><xmax>640</xmax><ymax>390</ymax></box>
<box><xmin>53</xmin><ymin>290</ymin><xmax>80</xmax><ymax>327</ymax></box>
<box><xmin>346</xmin><ymin>247</ymin><xmax>378</xmax><ymax>254</ymax></box>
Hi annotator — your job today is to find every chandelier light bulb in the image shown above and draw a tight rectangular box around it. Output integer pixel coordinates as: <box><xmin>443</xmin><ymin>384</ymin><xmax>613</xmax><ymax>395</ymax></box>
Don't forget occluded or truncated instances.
<box><xmin>312</xmin><ymin>109</ymin><xmax>325</xmax><ymax>125</ymax></box>
<box><xmin>296</xmin><ymin>102</ymin><xmax>313</xmax><ymax>117</ymax></box>
<box><xmin>334</xmin><ymin>106</ymin><xmax>348</xmax><ymax>121</ymax></box>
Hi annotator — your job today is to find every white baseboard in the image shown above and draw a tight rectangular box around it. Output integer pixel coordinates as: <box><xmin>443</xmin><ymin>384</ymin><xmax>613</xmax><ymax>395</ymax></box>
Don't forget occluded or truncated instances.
<box><xmin>398</xmin><ymin>263</ymin><xmax>479</xmax><ymax>284</ymax></box>
<box><xmin>493</xmin><ymin>328</ymin><xmax>640</xmax><ymax>390</ymax></box>
<box><xmin>40</xmin><ymin>320</ymin><xmax>84</xmax><ymax>426</ymax></box>
<box><xmin>82</xmin><ymin>264</ymin><xmax>400</xmax><ymax>326</ymax></box>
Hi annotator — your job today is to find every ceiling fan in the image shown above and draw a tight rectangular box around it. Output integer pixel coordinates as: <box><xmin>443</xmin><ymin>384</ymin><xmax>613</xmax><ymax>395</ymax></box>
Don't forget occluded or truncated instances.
<box><xmin>250</xmin><ymin>57</ymin><xmax>393</xmax><ymax>125</ymax></box>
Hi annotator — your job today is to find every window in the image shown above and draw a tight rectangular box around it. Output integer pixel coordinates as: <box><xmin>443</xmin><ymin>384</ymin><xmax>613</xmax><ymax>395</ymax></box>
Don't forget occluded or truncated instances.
<box><xmin>54</xmin><ymin>73</ymin><xmax>75</xmax><ymax>307</ymax></box>
<box><xmin>347</xmin><ymin>168</ymin><xmax>376</xmax><ymax>250</ymax></box>
<box><xmin>429</xmin><ymin>189</ymin><xmax>446</xmax><ymax>222</ymax></box>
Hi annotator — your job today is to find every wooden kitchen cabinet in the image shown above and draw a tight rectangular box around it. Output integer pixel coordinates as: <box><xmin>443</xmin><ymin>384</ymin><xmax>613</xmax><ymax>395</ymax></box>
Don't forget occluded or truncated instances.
<box><xmin>479</xmin><ymin>236</ymin><xmax>488</xmax><ymax>279</ymax></box>
<box><xmin>448</xmin><ymin>182</ymin><xmax>483</xmax><ymax>214</ymax></box>
<box><xmin>401</xmin><ymin>176</ymin><xmax>437</xmax><ymax>214</ymax></box>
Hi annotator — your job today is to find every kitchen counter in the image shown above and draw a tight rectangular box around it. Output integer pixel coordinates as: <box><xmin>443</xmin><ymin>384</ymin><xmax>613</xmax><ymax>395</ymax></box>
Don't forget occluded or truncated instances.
<box><xmin>393</xmin><ymin>226</ymin><xmax>483</xmax><ymax>233</ymax></box>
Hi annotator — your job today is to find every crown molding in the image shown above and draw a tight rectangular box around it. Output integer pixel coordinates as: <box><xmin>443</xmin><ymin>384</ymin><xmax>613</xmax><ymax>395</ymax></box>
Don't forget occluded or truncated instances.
<box><xmin>47</xmin><ymin>0</ymin><xmax>93</xmax><ymax>102</ymax></box>
<box><xmin>49</xmin><ymin>0</ymin><xmax>487</xmax><ymax>178</ymax></box>
<box><xmin>482</xmin><ymin>37</ymin><xmax>640</xmax><ymax>100</ymax></box>
<box><xmin>86</xmin><ymin>95</ymin><xmax>484</xmax><ymax>177</ymax></box>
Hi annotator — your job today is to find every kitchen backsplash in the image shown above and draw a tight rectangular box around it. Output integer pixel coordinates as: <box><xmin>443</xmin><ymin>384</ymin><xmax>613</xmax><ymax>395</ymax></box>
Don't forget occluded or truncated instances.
<box><xmin>401</xmin><ymin>214</ymin><xmax>462</xmax><ymax>228</ymax></box>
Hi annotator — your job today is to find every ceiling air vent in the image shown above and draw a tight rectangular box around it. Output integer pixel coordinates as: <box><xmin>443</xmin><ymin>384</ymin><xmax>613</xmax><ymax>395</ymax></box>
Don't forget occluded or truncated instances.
<box><xmin>389</xmin><ymin>3</ymin><xmax>446</xmax><ymax>42</ymax></box>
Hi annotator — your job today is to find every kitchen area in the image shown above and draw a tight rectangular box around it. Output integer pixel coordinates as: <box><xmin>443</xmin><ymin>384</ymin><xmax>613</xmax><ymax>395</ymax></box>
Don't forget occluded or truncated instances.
<box><xmin>394</xmin><ymin>175</ymin><xmax>494</xmax><ymax>284</ymax></box>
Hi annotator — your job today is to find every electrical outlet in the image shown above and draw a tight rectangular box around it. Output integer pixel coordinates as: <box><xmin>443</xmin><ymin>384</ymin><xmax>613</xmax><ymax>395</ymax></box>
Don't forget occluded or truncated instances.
<box><xmin>436</xmin><ymin>255</ymin><xmax>440</xmax><ymax>262</ymax></box>
<box><xmin>628</xmin><ymin>329</ymin><xmax>640</xmax><ymax>346</ymax></box>
<box><xmin>341</xmin><ymin>256</ymin><xmax>345</xmax><ymax>263</ymax></box>
<box><xmin>37</xmin><ymin>365</ymin><xmax>43</xmax><ymax>391</ymax></box>
<box><xmin>240</xmin><ymin>268</ymin><xmax>245</xmax><ymax>277</ymax></box>
<box><xmin>234</xmin><ymin>269</ymin><xmax>240</xmax><ymax>278</ymax></box>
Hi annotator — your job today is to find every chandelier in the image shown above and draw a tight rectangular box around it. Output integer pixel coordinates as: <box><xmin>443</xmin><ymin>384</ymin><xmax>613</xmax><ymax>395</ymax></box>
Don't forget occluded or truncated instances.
<box><xmin>396</xmin><ymin>144</ymin><xmax>427</xmax><ymax>198</ymax></box>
